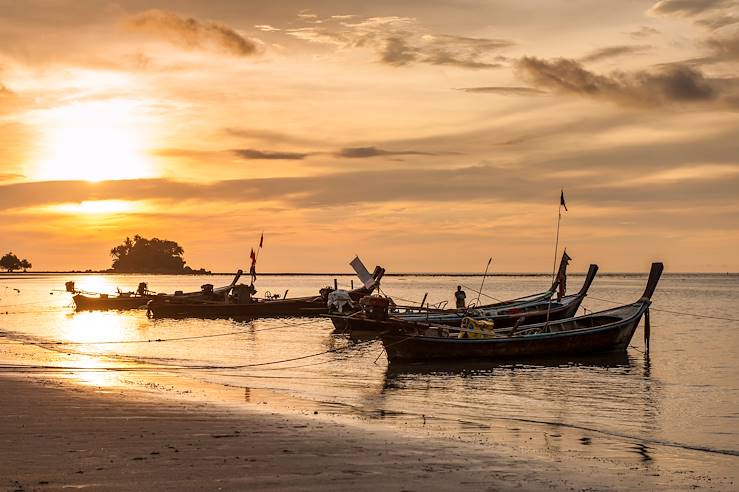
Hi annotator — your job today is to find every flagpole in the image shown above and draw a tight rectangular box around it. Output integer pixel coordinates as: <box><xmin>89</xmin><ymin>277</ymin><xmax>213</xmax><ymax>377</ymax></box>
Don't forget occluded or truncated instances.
<box><xmin>546</xmin><ymin>191</ymin><xmax>564</xmax><ymax>323</ymax></box>
<box><xmin>475</xmin><ymin>257</ymin><xmax>493</xmax><ymax>306</ymax></box>
<box><xmin>255</xmin><ymin>231</ymin><xmax>264</xmax><ymax>262</ymax></box>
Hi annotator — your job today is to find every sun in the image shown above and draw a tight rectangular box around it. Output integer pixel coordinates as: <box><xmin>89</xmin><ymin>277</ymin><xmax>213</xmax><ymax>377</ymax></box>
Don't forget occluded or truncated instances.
<box><xmin>33</xmin><ymin>99</ymin><xmax>156</xmax><ymax>182</ymax></box>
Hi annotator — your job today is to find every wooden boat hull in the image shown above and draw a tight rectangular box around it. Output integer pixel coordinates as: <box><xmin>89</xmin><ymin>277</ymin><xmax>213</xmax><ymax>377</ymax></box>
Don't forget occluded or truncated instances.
<box><xmin>147</xmin><ymin>298</ymin><xmax>328</xmax><ymax>319</ymax></box>
<box><xmin>73</xmin><ymin>294</ymin><xmax>153</xmax><ymax>311</ymax></box>
<box><xmin>330</xmin><ymin>263</ymin><xmax>598</xmax><ymax>332</ymax></box>
<box><xmin>380</xmin><ymin>307</ymin><xmax>645</xmax><ymax>362</ymax></box>
<box><xmin>329</xmin><ymin>297</ymin><xmax>582</xmax><ymax>332</ymax></box>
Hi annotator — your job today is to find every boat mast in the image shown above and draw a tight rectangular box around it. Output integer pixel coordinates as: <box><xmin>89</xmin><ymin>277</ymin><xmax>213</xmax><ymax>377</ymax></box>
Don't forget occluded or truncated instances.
<box><xmin>546</xmin><ymin>189</ymin><xmax>567</xmax><ymax>323</ymax></box>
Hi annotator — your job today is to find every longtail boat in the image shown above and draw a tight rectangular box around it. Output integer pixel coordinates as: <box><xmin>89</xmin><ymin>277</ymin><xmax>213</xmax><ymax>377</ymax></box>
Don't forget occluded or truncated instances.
<box><xmin>327</xmin><ymin>263</ymin><xmax>598</xmax><ymax>332</ymax></box>
<box><xmin>379</xmin><ymin>263</ymin><xmax>663</xmax><ymax>362</ymax></box>
<box><xmin>69</xmin><ymin>270</ymin><xmax>244</xmax><ymax>311</ymax></box>
<box><xmin>146</xmin><ymin>261</ymin><xmax>385</xmax><ymax>320</ymax></box>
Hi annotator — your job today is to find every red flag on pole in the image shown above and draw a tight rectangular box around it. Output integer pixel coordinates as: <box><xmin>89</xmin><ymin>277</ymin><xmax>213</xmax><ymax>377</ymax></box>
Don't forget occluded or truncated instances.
<box><xmin>259</xmin><ymin>233</ymin><xmax>264</xmax><ymax>249</ymax></box>
<box><xmin>560</xmin><ymin>190</ymin><xmax>568</xmax><ymax>212</ymax></box>
<box><xmin>250</xmin><ymin>248</ymin><xmax>256</xmax><ymax>266</ymax></box>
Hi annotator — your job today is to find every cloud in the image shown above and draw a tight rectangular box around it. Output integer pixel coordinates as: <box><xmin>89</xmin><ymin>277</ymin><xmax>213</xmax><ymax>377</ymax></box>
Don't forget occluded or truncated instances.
<box><xmin>515</xmin><ymin>56</ymin><xmax>724</xmax><ymax>107</ymax></box>
<box><xmin>127</xmin><ymin>9</ymin><xmax>261</xmax><ymax>56</ymax></box>
<box><xmin>456</xmin><ymin>86</ymin><xmax>546</xmax><ymax>95</ymax></box>
<box><xmin>580</xmin><ymin>45</ymin><xmax>652</xmax><ymax>63</ymax></box>
<box><xmin>628</xmin><ymin>26</ymin><xmax>661</xmax><ymax>39</ymax></box>
<box><xmin>233</xmin><ymin>149</ymin><xmax>311</xmax><ymax>160</ymax></box>
<box><xmin>648</xmin><ymin>0</ymin><xmax>739</xmax><ymax>30</ymax></box>
<box><xmin>225</xmin><ymin>127</ymin><xmax>323</xmax><ymax>147</ymax></box>
<box><xmin>287</xmin><ymin>15</ymin><xmax>512</xmax><ymax>69</ymax></box>
<box><xmin>648</xmin><ymin>0</ymin><xmax>735</xmax><ymax>17</ymax></box>
<box><xmin>381</xmin><ymin>37</ymin><xmax>419</xmax><ymax>66</ymax></box>
<box><xmin>696</xmin><ymin>12</ymin><xmax>739</xmax><ymax>29</ymax></box>
<box><xmin>705</xmin><ymin>31</ymin><xmax>739</xmax><ymax>60</ymax></box>
<box><xmin>336</xmin><ymin>146</ymin><xmax>439</xmax><ymax>158</ymax></box>
<box><xmin>0</xmin><ymin>173</ymin><xmax>24</xmax><ymax>183</ymax></box>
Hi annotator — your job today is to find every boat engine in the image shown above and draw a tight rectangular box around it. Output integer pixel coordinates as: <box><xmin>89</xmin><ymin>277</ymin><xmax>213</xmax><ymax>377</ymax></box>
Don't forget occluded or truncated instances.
<box><xmin>137</xmin><ymin>282</ymin><xmax>149</xmax><ymax>296</ymax></box>
<box><xmin>65</xmin><ymin>281</ymin><xmax>76</xmax><ymax>293</ymax></box>
<box><xmin>327</xmin><ymin>290</ymin><xmax>353</xmax><ymax>313</ymax></box>
<box><xmin>233</xmin><ymin>284</ymin><xmax>257</xmax><ymax>304</ymax></box>
<box><xmin>319</xmin><ymin>286</ymin><xmax>335</xmax><ymax>302</ymax></box>
<box><xmin>360</xmin><ymin>295</ymin><xmax>391</xmax><ymax>321</ymax></box>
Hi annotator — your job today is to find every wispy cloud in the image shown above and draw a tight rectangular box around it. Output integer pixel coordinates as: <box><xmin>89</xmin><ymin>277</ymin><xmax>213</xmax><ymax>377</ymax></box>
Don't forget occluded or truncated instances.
<box><xmin>335</xmin><ymin>146</ymin><xmax>440</xmax><ymax>158</ymax></box>
<box><xmin>580</xmin><ymin>45</ymin><xmax>652</xmax><ymax>63</ymax></box>
<box><xmin>456</xmin><ymin>86</ymin><xmax>545</xmax><ymax>95</ymax></box>
<box><xmin>628</xmin><ymin>26</ymin><xmax>660</xmax><ymax>39</ymax></box>
<box><xmin>286</xmin><ymin>15</ymin><xmax>512</xmax><ymax>69</ymax></box>
<box><xmin>127</xmin><ymin>9</ymin><xmax>262</xmax><ymax>56</ymax></box>
<box><xmin>233</xmin><ymin>149</ymin><xmax>311</xmax><ymax>160</ymax></box>
<box><xmin>648</xmin><ymin>0</ymin><xmax>739</xmax><ymax>30</ymax></box>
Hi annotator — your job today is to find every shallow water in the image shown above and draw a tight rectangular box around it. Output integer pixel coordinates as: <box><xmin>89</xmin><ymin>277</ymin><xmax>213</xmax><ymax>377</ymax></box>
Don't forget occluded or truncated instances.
<box><xmin>1</xmin><ymin>272</ymin><xmax>738</xmax><ymax>486</ymax></box>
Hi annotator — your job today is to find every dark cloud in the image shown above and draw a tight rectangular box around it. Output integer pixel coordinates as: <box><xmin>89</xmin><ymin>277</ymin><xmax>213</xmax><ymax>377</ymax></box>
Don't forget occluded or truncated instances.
<box><xmin>233</xmin><ymin>149</ymin><xmax>311</xmax><ymax>160</ymax></box>
<box><xmin>456</xmin><ymin>86</ymin><xmax>546</xmax><ymax>95</ymax></box>
<box><xmin>516</xmin><ymin>56</ymin><xmax>723</xmax><ymax>107</ymax></box>
<box><xmin>648</xmin><ymin>0</ymin><xmax>735</xmax><ymax>17</ymax></box>
<box><xmin>420</xmin><ymin>35</ymin><xmax>511</xmax><ymax>69</ymax></box>
<box><xmin>580</xmin><ymin>45</ymin><xmax>652</xmax><ymax>63</ymax></box>
<box><xmin>705</xmin><ymin>31</ymin><xmax>739</xmax><ymax>60</ymax></box>
<box><xmin>336</xmin><ymin>146</ymin><xmax>439</xmax><ymax>158</ymax></box>
<box><xmin>127</xmin><ymin>9</ymin><xmax>261</xmax><ymax>56</ymax></box>
<box><xmin>381</xmin><ymin>37</ymin><xmax>419</xmax><ymax>66</ymax></box>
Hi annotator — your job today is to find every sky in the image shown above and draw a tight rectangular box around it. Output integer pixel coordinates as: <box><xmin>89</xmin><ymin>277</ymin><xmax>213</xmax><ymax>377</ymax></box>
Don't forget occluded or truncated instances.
<box><xmin>0</xmin><ymin>0</ymin><xmax>737</xmax><ymax>273</ymax></box>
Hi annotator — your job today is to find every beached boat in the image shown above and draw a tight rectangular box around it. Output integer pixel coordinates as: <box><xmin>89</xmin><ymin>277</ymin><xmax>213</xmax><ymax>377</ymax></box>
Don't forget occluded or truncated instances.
<box><xmin>379</xmin><ymin>263</ymin><xmax>663</xmax><ymax>362</ymax></box>
<box><xmin>328</xmin><ymin>263</ymin><xmax>598</xmax><ymax>332</ymax></box>
<box><xmin>68</xmin><ymin>270</ymin><xmax>244</xmax><ymax>311</ymax></box>
<box><xmin>146</xmin><ymin>263</ymin><xmax>386</xmax><ymax>320</ymax></box>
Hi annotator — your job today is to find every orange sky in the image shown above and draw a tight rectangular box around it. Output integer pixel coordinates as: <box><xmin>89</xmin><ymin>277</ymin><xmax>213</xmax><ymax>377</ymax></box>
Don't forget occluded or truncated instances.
<box><xmin>0</xmin><ymin>1</ymin><xmax>737</xmax><ymax>272</ymax></box>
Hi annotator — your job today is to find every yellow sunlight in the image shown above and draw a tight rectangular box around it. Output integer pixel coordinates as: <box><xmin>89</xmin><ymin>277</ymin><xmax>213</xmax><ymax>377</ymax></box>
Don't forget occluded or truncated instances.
<box><xmin>33</xmin><ymin>100</ymin><xmax>155</xmax><ymax>182</ymax></box>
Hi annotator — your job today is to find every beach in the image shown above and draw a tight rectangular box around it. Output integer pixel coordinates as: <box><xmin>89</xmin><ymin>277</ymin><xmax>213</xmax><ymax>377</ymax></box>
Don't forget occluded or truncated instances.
<box><xmin>3</xmin><ymin>370</ymin><xmax>736</xmax><ymax>492</ymax></box>
<box><xmin>2</xmin><ymin>273</ymin><xmax>738</xmax><ymax>491</ymax></box>
<box><xmin>0</xmin><ymin>373</ymin><xmax>602</xmax><ymax>492</ymax></box>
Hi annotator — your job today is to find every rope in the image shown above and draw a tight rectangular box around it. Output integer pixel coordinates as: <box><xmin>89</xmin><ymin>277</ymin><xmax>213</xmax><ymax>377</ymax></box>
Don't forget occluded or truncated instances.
<box><xmin>0</xmin><ymin>318</ymin><xmax>326</xmax><ymax>346</ymax></box>
<box><xmin>587</xmin><ymin>295</ymin><xmax>739</xmax><ymax>322</ymax></box>
<box><xmin>0</xmin><ymin>338</ymin><xmax>376</xmax><ymax>372</ymax></box>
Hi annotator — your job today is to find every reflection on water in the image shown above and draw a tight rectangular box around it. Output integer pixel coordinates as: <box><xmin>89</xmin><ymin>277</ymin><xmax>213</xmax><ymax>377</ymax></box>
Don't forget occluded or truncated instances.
<box><xmin>1</xmin><ymin>272</ymin><xmax>738</xmax><ymax>483</ymax></box>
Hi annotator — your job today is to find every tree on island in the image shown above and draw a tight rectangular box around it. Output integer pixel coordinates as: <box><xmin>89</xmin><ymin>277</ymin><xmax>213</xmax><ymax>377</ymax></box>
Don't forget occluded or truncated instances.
<box><xmin>0</xmin><ymin>252</ymin><xmax>32</xmax><ymax>272</ymax></box>
<box><xmin>110</xmin><ymin>235</ymin><xmax>209</xmax><ymax>274</ymax></box>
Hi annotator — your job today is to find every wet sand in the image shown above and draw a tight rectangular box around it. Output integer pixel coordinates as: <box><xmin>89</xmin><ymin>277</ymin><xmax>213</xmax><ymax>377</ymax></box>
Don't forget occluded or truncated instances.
<box><xmin>0</xmin><ymin>373</ymin><xmax>619</xmax><ymax>492</ymax></box>
<box><xmin>2</xmin><ymin>372</ymin><xmax>735</xmax><ymax>491</ymax></box>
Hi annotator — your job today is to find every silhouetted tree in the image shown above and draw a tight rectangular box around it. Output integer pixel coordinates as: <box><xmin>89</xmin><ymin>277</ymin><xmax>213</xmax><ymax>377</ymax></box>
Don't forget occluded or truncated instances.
<box><xmin>110</xmin><ymin>235</ymin><xmax>188</xmax><ymax>273</ymax></box>
<box><xmin>20</xmin><ymin>259</ymin><xmax>32</xmax><ymax>272</ymax></box>
<box><xmin>0</xmin><ymin>252</ymin><xmax>23</xmax><ymax>272</ymax></box>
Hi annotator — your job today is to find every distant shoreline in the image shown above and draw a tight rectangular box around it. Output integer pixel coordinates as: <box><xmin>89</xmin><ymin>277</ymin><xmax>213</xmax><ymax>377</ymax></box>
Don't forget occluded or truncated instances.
<box><xmin>1</xmin><ymin>271</ymin><xmax>737</xmax><ymax>277</ymax></box>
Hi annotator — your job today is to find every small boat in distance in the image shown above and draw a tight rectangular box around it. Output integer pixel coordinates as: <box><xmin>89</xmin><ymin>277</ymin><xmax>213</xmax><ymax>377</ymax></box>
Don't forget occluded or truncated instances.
<box><xmin>379</xmin><ymin>263</ymin><xmax>663</xmax><ymax>362</ymax></box>
<box><xmin>67</xmin><ymin>270</ymin><xmax>244</xmax><ymax>311</ymax></box>
<box><xmin>146</xmin><ymin>259</ymin><xmax>386</xmax><ymax>320</ymax></box>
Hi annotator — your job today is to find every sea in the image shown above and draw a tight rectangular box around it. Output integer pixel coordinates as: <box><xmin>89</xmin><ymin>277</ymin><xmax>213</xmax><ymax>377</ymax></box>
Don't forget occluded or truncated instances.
<box><xmin>1</xmin><ymin>272</ymin><xmax>738</xmax><ymax>488</ymax></box>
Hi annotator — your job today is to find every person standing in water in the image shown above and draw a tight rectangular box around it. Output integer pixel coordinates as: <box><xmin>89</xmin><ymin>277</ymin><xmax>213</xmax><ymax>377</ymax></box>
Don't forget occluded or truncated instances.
<box><xmin>455</xmin><ymin>285</ymin><xmax>466</xmax><ymax>309</ymax></box>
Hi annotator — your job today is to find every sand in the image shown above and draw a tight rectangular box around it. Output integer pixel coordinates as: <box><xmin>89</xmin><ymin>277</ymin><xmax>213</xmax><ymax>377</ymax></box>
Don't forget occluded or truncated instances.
<box><xmin>0</xmin><ymin>373</ymin><xmax>624</xmax><ymax>492</ymax></box>
<box><xmin>2</xmin><ymin>373</ymin><xmax>735</xmax><ymax>491</ymax></box>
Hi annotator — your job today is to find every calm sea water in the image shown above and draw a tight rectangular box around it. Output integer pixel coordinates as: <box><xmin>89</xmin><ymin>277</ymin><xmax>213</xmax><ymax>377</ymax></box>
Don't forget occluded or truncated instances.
<box><xmin>1</xmin><ymin>272</ymin><xmax>738</xmax><ymax>484</ymax></box>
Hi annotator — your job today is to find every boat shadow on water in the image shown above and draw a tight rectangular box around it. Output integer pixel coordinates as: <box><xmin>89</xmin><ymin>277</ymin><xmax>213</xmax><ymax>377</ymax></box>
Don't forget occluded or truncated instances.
<box><xmin>383</xmin><ymin>351</ymin><xmax>634</xmax><ymax>380</ymax></box>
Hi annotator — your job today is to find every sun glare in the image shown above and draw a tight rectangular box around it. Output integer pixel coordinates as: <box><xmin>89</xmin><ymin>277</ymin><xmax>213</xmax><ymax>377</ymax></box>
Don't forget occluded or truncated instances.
<box><xmin>33</xmin><ymin>100</ymin><xmax>155</xmax><ymax>182</ymax></box>
<box><xmin>53</xmin><ymin>200</ymin><xmax>139</xmax><ymax>215</ymax></box>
